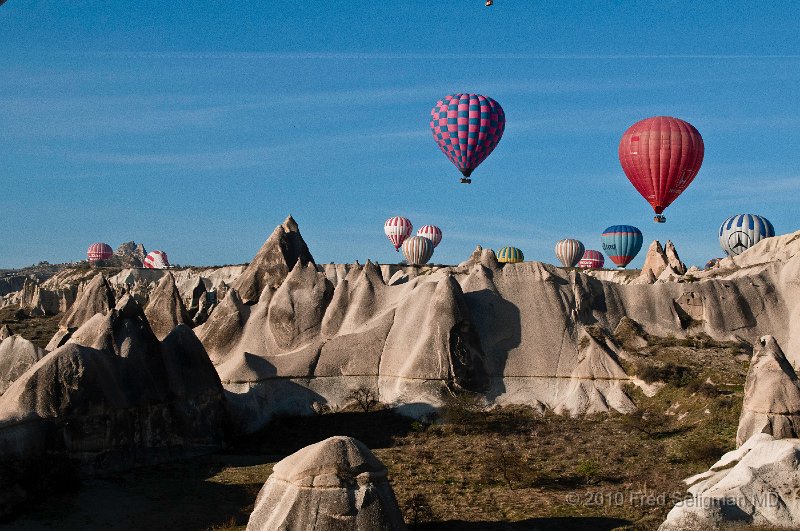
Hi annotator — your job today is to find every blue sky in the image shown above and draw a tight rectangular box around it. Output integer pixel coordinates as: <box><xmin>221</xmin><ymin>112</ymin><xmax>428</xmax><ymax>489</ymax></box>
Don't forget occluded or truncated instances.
<box><xmin>1</xmin><ymin>1</ymin><xmax>799</xmax><ymax>269</ymax></box>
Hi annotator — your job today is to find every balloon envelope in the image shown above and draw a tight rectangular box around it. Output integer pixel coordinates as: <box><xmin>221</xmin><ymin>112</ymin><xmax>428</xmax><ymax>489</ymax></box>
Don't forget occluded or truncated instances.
<box><xmin>719</xmin><ymin>214</ymin><xmax>775</xmax><ymax>256</ymax></box>
<box><xmin>417</xmin><ymin>225</ymin><xmax>443</xmax><ymax>247</ymax></box>
<box><xmin>144</xmin><ymin>250</ymin><xmax>170</xmax><ymax>269</ymax></box>
<box><xmin>402</xmin><ymin>236</ymin><xmax>434</xmax><ymax>265</ymax></box>
<box><xmin>430</xmin><ymin>94</ymin><xmax>505</xmax><ymax>178</ymax></box>
<box><xmin>87</xmin><ymin>242</ymin><xmax>113</xmax><ymax>262</ymax></box>
<box><xmin>555</xmin><ymin>239</ymin><xmax>585</xmax><ymax>267</ymax></box>
<box><xmin>618</xmin><ymin>116</ymin><xmax>704</xmax><ymax>217</ymax></box>
<box><xmin>578</xmin><ymin>250</ymin><xmax>605</xmax><ymax>269</ymax></box>
<box><xmin>601</xmin><ymin>225</ymin><xmax>643</xmax><ymax>268</ymax></box>
<box><xmin>496</xmin><ymin>246</ymin><xmax>524</xmax><ymax>263</ymax></box>
<box><xmin>384</xmin><ymin>216</ymin><xmax>413</xmax><ymax>251</ymax></box>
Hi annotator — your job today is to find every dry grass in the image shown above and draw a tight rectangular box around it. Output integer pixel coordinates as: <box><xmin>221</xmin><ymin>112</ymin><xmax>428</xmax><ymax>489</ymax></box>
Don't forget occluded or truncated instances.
<box><xmin>0</xmin><ymin>305</ymin><xmax>62</xmax><ymax>348</ymax></box>
<box><xmin>5</xmin><ymin>336</ymin><xmax>751</xmax><ymax>531</ymax></box>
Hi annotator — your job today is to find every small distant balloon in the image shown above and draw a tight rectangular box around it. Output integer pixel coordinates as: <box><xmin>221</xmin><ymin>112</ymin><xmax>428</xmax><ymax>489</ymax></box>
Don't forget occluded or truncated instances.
<box><xmin>417</xmin><ymin>225</ymin><xmax>443</xmax><ymax>247</ymax></box>
<box><xmin>496</xmin><ymin>246</ymin><xmax>524</xmax><ymax>264</ymax></box>
<box><xmin>601</xmin><ymin>225</ymin><xmax>643</xmax><ymax>268</ymax></box>
<box><xmin>485</xmin><ymin>0</ymin><xmax>494</xmax><ymax>5</ymax></box>
<box><xmin>619</xmin><ymin>116</ymin><xmax>704</xmax><ymax>223</ymax></box>
<box><xmin>402</xmin><ymin>236</ymin><xmax>434</xmax><ymax>266</ymax></box>
<box><xmin>578</xmin><ymin>250</ymin><xmax>604</xmax><ymax>269</ymax></box>
<box><xmin>719</xmin><ymin>214</ymin><xmax>775</xmax><ymax>257</ymax></box>
<box><xmin>384</xmin><ymin>216</ymin><xmax>413</xmax><ymax>252</ymax></box>
<box><xmin>87</xmin><ymin>242</ymin><xmax>113</xmax><ymax>262</ymax></box>
<box><xmin>144</xmin><ymin>250</ymin><xmax>170</xmax><ymax>269</ymax></box>
<box><xmin>430</xmin><ymin>93</ymin><xmax>505</xmax><ymax>184</ymax></box>
<box><xmin>555</xmin><ymin>239</ymin><xmax>585</xmax><ymax>268</ymax></box>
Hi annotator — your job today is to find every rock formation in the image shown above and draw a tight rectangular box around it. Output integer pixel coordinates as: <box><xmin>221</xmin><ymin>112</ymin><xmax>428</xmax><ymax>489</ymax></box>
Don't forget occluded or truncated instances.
<box><xmin>246</xmin><ymin>436</ymin><xmax>407</xmax><ymax>531</ymax></box>
<box><xmin>0</xmin><ymin>335</ymin><xmax>46</xmax><ymax>394</ymax></box>
<box><xmin>231</xmin><ymin>215</ymin><xmax>315</xmax><ymax>304</ymax></box>
<box><xmin>190</xmin><ymin>218</ymin><xmax>800</xmax><ymax>434</ymax></box>
<box><xmin>639</xmin><ymin>240</ymin><xmax>687</xmax><ymax>282</ymax></box>
<box><xmin>0</xmin><ymin>295</ymin><xmax>228</xmax><ymax>472</ymax></box>
<box><xmin>659</xmin><ymin>433</ymin><xmax>800</xmax><ymax>530</ymax></box>
<box><xmin>736</xmin><ymin>336</ymin><xmax>800</xmax><ymax>446</ymax></box>
<box><xmin>46</xmin><ymin>273</ymin><xmax>115</xmax><ymax>350</ymax></box>
<box><xmin>0</xmin><ymin>325</ymin><xmax>12</xmax><ymax>341</ymax></box>
<box><xmin>144</xmin><ymin>273</ymin><xmax>191</xmax><ymax>340</ymax></box>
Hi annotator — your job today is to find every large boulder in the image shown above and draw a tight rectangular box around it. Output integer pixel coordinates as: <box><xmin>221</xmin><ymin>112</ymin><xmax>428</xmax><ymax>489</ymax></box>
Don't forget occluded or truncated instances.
<box><xmin>144</xmin><ymin>273</ymin><xmax>191</xmax><ymax>341</ymax></box>
<box><xmin>0</xmin><ymin>295</ymin><xmax>228</xmax><ymax>473</ymax></box>
<box><xmin>232</xmin><ymin>215</ymin><xmax>315</xmax><ymax>304</ymax></box>
<box><xmin>246</xmin><ymin>436</ymin><xmax>407</xmax><ymax>531</ymax></box>
<box><xmin>659</xmin><ymin>433</ymin><xmax>800</xmax><ymax>530</ymax></box>
<box><xmin>0</xmin><ymin>335</ymin><xmax>46</xmax><ymax>395</ymax></box>
<box><xmin>736</xmin><ymin>336</ymin><xmax>800</xmax><ymax>446</ymax></box>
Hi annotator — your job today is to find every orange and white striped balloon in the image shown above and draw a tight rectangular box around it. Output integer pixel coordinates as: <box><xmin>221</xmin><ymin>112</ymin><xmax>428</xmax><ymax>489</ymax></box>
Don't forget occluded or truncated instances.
<box><xmin>554</xmin><ymin>239</ymin><xmax>585</xmax><ymax>267</ymax></box>
<box><xmin>402</xmin><ymin>236</ymin><xmax>434</xmax><ymax>265</ymax></box>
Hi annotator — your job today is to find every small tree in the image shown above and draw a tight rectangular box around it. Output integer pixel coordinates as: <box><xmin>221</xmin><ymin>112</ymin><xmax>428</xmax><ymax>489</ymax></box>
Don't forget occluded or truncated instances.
<box><xmin>347</xmin><ymin>385</ymin><xmax>379</xmax><ymax>413</ymax></box>
<box><xmin>404</xmin><ymin>493</ymin><xmax>434</xmax><ymax>530</ymax></box>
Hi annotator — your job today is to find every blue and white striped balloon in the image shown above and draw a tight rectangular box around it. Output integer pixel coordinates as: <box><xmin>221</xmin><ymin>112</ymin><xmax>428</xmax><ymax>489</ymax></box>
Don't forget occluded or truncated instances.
<box><xmin>719</xmin><ymin>214</ymin><xmax>775</xmax><ymax>256</ymax></box>
<box><xmin>402</xmin><ymin>236</ymin><xmax>434</xmax><ymax>265</ymax></box>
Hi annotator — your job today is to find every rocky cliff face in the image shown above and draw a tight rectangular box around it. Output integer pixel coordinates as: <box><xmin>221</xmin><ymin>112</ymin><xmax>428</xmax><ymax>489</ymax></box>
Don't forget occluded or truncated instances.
<box><xmin>0</xmin><ymin>295</ymin><xmax>228</xmax><ymax>473</ymax></box>
<box><xmin>191</xmin><ymin>218</ymin><xmax>800</xmax><ymax>434</ymax></box>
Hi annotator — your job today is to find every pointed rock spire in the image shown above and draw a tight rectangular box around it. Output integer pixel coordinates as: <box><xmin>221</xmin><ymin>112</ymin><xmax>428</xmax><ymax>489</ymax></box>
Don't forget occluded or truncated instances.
<box><xmin>737</xmin><ymin>335</ymin><xmax>800</xmax><ymax>446</ymax></box>
<box><xmin>231</xmin><ymin>215</ymin><xmax>315</xmax><ymax>304</ymax></box>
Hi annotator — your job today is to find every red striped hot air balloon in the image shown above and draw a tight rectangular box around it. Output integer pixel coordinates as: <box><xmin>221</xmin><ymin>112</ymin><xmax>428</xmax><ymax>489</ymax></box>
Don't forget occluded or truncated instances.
<box><xmin>402</xmin><ymin>236</ymin><xmax>434</xmax><ymax>266</ymax></box>
<box><xmin>384</xmin><ymin>216</ymin><xmax>413</xmax><ymax>252</ymax></box>
<box><xmin>619</xmin><ymin>116</ymin><xmax>704</xmax><ymax>223</ymax></box>
<box><xmin>144</xmin><ymin>250</ymin><xmax>170</xmax><ymax>269</ymax></box>
<box><xmin>417</xmin><ymin>225</ymin><xmax>442</xmax><ymax>248</ymax></box>
<box><xmin>578</xmin><ymin>250</ymin><xmax>604</xmax><ymax>269</ymax></box>
<box><xmin>87</xmin><ymin>242</ymin><xmax>113</xmax><ymax>262</ymax></box>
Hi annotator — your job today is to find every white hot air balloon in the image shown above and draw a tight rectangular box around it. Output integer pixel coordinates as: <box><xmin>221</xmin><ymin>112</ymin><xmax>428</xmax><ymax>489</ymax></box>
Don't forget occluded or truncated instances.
<box><xmin>384</xmin><ymin>216</ymin><xmax>413</xmax><ymax>251</ymax></box>
<box><xmin>719</xmin><ymin>214</ymin><xmax>775</xmax><ymax>257</ymax></box>
<box><xmin>554</xmin><ymin>238</ymin><xmax>585</xmax><ymax>268</ymax></box>
<box><xmin>402</xmin><ymin>236</ymin><xmax>434</xmax><ymax>266</ymax></box>
<box><xmin>417</xmin><ymin>225</ymin><xmax>442</xmax><ymax>247</ymax></box>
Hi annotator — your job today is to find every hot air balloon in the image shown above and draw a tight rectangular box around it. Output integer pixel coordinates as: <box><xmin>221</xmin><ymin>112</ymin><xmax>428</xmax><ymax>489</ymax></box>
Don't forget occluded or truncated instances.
<box><xmin>87</xmin><ymin>242</ymin><xmax>113</xmax><ymax>262</ymax></box>
<box><xmin>144</xmin><ymin>250</ymin><xmax>170</xmax><ymax>269</ymax></box>
<box><xmin>719</xmin><ymin>214</ymin><xmax>775</xmax><ymax>257</ymax></box>
<box><xmin>554</xmin><ymin>239</ymin><xmax>585</xmax><ymax>268</ymax></box>
<box><xmin>417</xmin><ymin>225</ymin><xmax>442</xmax><ymax>247</ymax></box>
<box><xmin>430</xmin><ymin>94</ymin><xmax>505</xmax><ymax>184</ymax></box>
<box><xmin>601</xmin><ymin>225</ymin><xmax>643</xmax><ymax>268</ymax></box>
<box><xmin>384</xmin><ymin>216</ymin><xmax>413</xmax><ymax>251</ymax></box>
<box><xmin>496</xmin><ymin>246</ymin><xmax>524</xmax><ymax>263</ymax></box>
<box><xmin>618</xmin><ymin>116</ymin><xmax>704</xmax><ymax>223</ymax></box>
<box><xmin>402</xmin><ymin>236</ymin><xmax>434</xmax><ymax>266</ymax></box>
<box><xmin>578</xmin><ymin>250</ymin><xmax>604</xmax><ymax>269</ymax></box>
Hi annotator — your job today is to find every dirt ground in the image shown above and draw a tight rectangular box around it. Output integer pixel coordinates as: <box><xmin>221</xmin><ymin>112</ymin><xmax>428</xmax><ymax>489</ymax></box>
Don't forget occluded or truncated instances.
<box><xmin>2</xmin><ymin>320</ymin><xmax>751</xmax><ymax>531</ymax></box>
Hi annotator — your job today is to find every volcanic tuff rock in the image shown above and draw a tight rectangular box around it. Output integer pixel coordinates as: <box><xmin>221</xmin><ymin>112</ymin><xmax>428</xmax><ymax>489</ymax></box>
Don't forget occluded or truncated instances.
<box><xmin>0</xmin><ymin>335</ymin><xmax>46</xmax><ymax>395</ymax></box>
<box><xmin>246</xmin><ymin>436</ymin><xmax>407</xmax><ymax>531</ymax></box>
<box><xmin>0</xmin><ymin>325</ymin><xmax>12</xmax><ymax>341</ymax></box>
<box><xmin>736</xmin><ymin>336</ymin><xmax>800</xmax><ymax>446</ymax></box>
<box><xmin>193</xmin><ymin>218</ymin><xmax>800</xmax><ymax>433</ymax></box>
<box><xmin>231</xmin><ymin>215</ymin><xmax>315</xmax><ymax>304</ymax></box>
<box><xmin>45</xmin><ymin>273</ymin><xmax>115</xmax><ymax>350</ymax></box>
<box><xmin>639</xmin><ymin>240</ymin><xmax>687</xmax><ymax>282</ymax></box>
<box><xmin>0</xmin><ymin>295</ymin><xmax>227</xmax><ymax>472</ymax></box>
<box><xmin>659</xmin><ymin>433</ymin><xmax>800</xmax><ymax>530</ymax></box>
<box><xmin>144</xmin><ymin>273</ymin><xmax>191</xmax><ymax>340</ymax></box>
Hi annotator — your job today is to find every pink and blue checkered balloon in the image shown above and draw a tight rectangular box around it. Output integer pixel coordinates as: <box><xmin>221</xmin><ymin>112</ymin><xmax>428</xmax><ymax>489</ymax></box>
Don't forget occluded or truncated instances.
<box><xmin>430</xmin><ymin>94</ymin><xmax>505</xmax><ymax>179</ymax></box>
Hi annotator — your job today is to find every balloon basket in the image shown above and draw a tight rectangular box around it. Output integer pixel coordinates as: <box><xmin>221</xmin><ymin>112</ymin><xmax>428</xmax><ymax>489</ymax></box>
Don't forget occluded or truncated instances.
<box><xmin>654</xmin><ymin>215</ymin><xmax>666</xmax><ymax>223</ymax></box>
<box><xmin>460</xmin><ymin>177</ymin><xmax>472</xmax><ymax>184</ymax></box>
